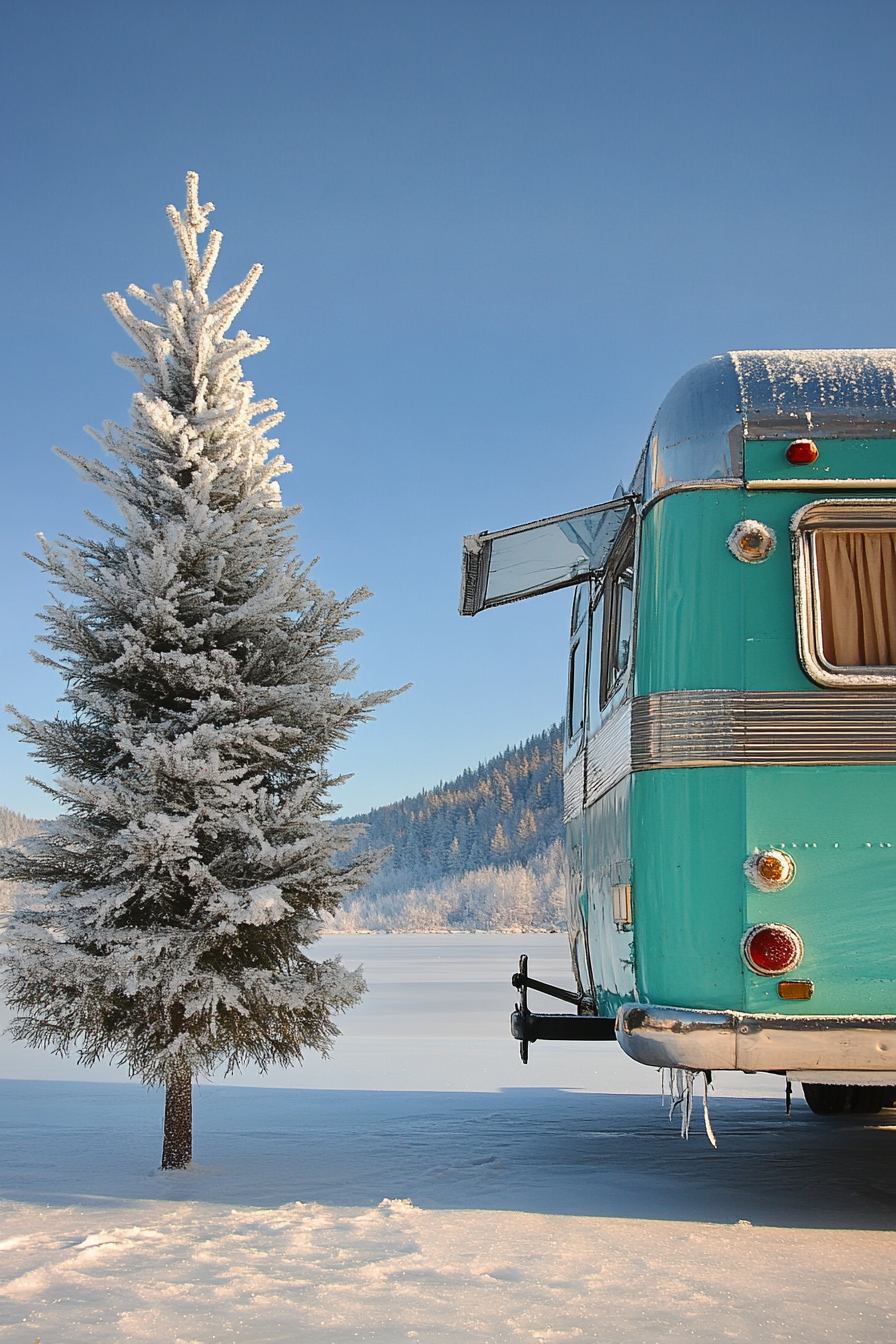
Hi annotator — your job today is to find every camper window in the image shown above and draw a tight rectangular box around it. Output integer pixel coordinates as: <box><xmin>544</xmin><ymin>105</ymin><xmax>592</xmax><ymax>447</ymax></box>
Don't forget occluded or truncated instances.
<box><xmin>793</xmin><ymin>501</ymin><xmax>896</xmax><ymax>686</ymax></box>
<box><xmin>570</xmin><ymin>583</ymin><xmax>588</xmax><ymax>636</ymax></box>
<box><xmin>587</xmin><ymin>591</ymin><xmax>605</xmax><ymax>729</ymax></box>
<box><xmin>600</xmin><ymin>531</ymin><xmax>636</xmax><ymax>706</ymax></box>
<box><xmin>814</xmin><ymin>531</ymin><xmax>896</xmax><ymax>667</ymax></box>
<box><xmin>567</xmin><ymin>639</ymin><xmax>586</xmax><ymax>740</ymax></box>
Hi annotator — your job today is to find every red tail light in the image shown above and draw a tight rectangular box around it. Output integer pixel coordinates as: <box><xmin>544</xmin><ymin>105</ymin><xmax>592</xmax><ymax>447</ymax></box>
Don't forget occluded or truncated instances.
<box><xmin>742</xmin><ymin>923</ymin><xmax>804</xmax><ymax>976</ymax></box>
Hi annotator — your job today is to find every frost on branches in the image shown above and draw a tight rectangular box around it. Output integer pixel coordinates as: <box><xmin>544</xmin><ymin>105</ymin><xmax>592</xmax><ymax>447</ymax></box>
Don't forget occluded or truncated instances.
<box><xmin>1</xmin><ymin>173</ymin><xmax>400</xmax><ymax>1167</ymax></box>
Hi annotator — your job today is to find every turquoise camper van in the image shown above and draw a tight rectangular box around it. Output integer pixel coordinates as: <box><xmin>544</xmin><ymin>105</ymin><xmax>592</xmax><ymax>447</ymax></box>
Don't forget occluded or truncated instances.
<box><xmin>460</xmin><ymin>350</ymin><xmax>896</xmax><ymax>1117</ymax></box>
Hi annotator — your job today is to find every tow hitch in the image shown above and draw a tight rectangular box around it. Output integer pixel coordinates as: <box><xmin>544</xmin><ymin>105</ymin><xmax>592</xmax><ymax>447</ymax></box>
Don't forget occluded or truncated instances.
<box><xmin>511</xmin><ymin>954</ymin><xmax>617</xmax><ymax>1062</ymax></box>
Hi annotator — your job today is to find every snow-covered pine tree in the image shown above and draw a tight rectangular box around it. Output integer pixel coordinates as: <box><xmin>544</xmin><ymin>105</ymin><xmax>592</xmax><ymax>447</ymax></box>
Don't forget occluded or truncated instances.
<box><xmin>1</xmin><ymin>173</ymin><xmax>400</xmax><ymax>1168</ymax></box>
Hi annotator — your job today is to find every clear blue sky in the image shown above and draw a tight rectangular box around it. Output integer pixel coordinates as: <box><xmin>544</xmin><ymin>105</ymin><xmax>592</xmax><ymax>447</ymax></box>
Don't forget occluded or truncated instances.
<box><xmin>2</xmin><ymin>0</ymin><xmax>896</xmax><ymax>817</ymax></box>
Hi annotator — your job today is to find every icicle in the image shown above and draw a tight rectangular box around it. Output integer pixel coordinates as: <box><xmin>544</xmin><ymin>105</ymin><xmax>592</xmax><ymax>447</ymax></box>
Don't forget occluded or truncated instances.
<box><xmin>665</xmin><ymin>1068</ymin><xmax>716</xmax><ymax>1145</ymax></box>
<box><xmin>702</xmin><ymin>1071</ymin><xmax>717</xmax><ymax>1149</ymax></box>
<box><xmin>681</xmin><ymin>1070</ymin><xmax>694</xmax><ymax>1139</ymax></box>
<box><xmin>667</xmin><ymin>1068</ymin><xmax>696</xmax><ymax>1138</ymax></box>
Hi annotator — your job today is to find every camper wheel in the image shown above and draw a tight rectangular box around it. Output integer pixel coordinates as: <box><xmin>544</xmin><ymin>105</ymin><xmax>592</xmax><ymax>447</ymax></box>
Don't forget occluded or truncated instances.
<box><xmin>848</xmin><ymin>1087</ymin><xmax>896</xmax><ymax>1114</ymax></box>
<box><xmin>802</xmin><ymin>1083</ymin><xmax>896</xmax><ymax>1116</ymax></box>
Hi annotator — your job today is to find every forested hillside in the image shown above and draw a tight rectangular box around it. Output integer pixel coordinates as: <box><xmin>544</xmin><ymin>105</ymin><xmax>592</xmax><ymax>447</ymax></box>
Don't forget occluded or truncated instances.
<box><xmin>342</xmin><ymin>725</ymin><xmax>562</xmax><ymax>889</ymax></box>
<box><xmin>332</xmin><ymin>726</ymin><xmax>566</xmax><ymax>932</ymax></box>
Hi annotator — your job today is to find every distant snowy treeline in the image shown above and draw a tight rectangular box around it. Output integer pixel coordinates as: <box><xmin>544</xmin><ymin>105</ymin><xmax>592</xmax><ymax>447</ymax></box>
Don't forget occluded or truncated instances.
<box><xmin>0</xmin><ymin>807</ymin><xmax>42</xmax><ymax>848</ymax></box>
<box><xmin>334</xmin><ymin>727</ymin><xmax>567</xmax><ymax>932</ymax></box>
<box><xmin>327</xmin><ymin>838</ymin><xmax>565</xmax><ymax>933</ymax></box>
<box><xmin>0</xmin><ymin>808</ymin><xmax>45</xmax><ymax>921</ymax></box>
<box><xmin>0</xmin><ymin>726</ymin><xmax>569</xmax><ymax>934</ymax></box>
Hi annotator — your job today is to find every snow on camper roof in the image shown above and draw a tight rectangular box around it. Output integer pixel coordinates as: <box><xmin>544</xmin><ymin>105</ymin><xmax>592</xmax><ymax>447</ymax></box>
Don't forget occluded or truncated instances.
<box><xmin>645</xmin><ymin>349</ymin><xmax>896</xmax><ymax>497</ymax></box>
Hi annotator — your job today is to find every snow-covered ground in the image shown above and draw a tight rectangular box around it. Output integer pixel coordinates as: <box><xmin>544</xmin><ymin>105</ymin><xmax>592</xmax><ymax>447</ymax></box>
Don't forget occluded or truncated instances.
<box><xmin>2</xmin><ymin>935</ymin><xmax>895</xmax><ymax>1341</ymax></box>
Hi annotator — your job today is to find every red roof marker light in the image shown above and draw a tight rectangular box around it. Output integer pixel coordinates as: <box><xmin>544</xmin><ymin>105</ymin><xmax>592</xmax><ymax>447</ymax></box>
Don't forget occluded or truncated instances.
<box><xmin>786</xmin><ymin>438</ymin><xmax>819</xmax><ymax>465</ymax></box>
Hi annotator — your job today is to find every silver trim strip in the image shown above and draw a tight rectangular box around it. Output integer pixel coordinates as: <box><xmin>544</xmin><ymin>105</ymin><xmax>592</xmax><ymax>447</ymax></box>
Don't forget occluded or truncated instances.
<box><xmin>640</xmin><ymin>478</ymin><xmax>742</xmax><ymax>519</ymax></box>
<box><xmin>616</xmin><ymin>1003</ymin><xmax>896</xmax><ymax>1072</ymax></box>
<box><xmin>640</xmin><ymin>477</ymin><xmax>896</xmax><ymax>517</ymax></box>
<box><xmin>630</xmin><ymin>689</ymin><xmax>896</xmax><ymax>768</ymax></box>
<box><xmin>750</xmin><ymin>477</ymin><xmax>896</xmax><ymax>491</ymax></box>
<box><xmin>585</xmin><ymin>702</ymin><xmax>632</xmax><ymax>806</ymax></box>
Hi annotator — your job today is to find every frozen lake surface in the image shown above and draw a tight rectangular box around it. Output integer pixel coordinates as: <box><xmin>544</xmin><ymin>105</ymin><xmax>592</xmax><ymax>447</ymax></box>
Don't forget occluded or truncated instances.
<box><xmin>0</xmin><ymin>933</ymin><xmax>781</xmax><ymax>1095</ymax></box>
<box><xmin>1</xmin><ymin>935</ymin><xmax>895</xmax><ymax>1341</ymax></box>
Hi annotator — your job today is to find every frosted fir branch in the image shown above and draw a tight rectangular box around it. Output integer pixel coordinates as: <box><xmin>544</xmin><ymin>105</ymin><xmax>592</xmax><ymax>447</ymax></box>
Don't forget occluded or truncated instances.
<box><xmin>103</xmin><ymin>291</ymin><xmax>163</xmax><ymax>358</ymax></box>
<box><xmin>125</xmin><ymin>283</ymin><xmax>168</xmax><ymax>316</ymax></box>
<box><xmin>165</xmin><ymin>171</ymin><xmax>216</xmax><ymax>292</ymax></box>
<box><xmin>112</xmin><ymin>352</ymin><xmax>154</xmax><ymax>383</ymax></box>
<box><xmin>248</xmin><ymin>397</ymin><xmax>279</xmax><ymax>419</ymax></box>
<box><xmin>2</xmin><ymin>928</ymin><xmax>367</xmax><ymax>1076</ymax></box>
<box><xmin>205</xmin><ymin>266</ymin><xmax>264</xmax><ymax>322</ymax></box>
<box><xmin>195</xmin><ymin>230</ymin><xmax>223</xmax><ymax>294</ymax></box>
<box><xmin>249</xmin><ymin>412</ymin><xmax>286</xmax><ymax>437</ymax></box>
<box><xmin>83</xmin><ymin>511</ymin><xmax>129</xmax><ymax>540</ymax></box>
<box><xmin>207</xmin><ymin>335</ymin><xmax>270</xmax><ymax>378</ymax></box>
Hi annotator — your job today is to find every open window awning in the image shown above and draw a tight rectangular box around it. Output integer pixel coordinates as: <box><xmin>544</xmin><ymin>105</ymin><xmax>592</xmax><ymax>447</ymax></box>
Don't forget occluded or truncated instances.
<box><xmin>459</xmin><ymin>497</ymin><xmax>636</xmax><ymax>616</ymax></box>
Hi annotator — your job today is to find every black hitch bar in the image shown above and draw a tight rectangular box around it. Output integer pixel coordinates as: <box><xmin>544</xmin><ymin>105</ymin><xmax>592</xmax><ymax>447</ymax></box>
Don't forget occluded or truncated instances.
<box><xmin>512</xmin><ymin>954</ymin><xmax>617</xmax><ymax>1062</ymax></box>
<box><xmin>511</xmin><ymin>968</ymin><xmax>581</xmax><ymax>1006</ymax></box>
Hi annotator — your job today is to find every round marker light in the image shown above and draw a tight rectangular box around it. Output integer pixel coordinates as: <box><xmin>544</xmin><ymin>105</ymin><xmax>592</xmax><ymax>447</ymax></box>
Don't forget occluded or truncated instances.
<box><xmin>742</xmin><ymin>923</ymin><xmax>804</xmax><ymax>976</ymax></box>
<box><xmin>744</xmin><ymin>848</ymin><xmax>796</xmax><ymax>891</ymax></box>
<box><xmin>727</xmin><ymin>520</ymin><xmax>776</xmax><ymax>563</ymax></box>
<box><xmin>786</xmin><ymin>438</ymin><xmax>819</xmax><ymax>465</ymax></box>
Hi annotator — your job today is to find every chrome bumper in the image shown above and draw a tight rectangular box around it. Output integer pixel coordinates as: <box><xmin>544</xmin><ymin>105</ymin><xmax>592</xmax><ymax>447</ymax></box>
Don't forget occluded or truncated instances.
<box><xmin>615</xmin><ymin>1004</ymin><xmax>896</xmax><ymax>1073</ymax></box>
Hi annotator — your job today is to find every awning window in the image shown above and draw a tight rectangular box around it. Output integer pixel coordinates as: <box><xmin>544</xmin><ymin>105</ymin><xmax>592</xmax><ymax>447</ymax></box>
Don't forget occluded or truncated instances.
<box><xmin>460</xmin><ymin>498</ymin><xmax>635</xmax><ymax>616</ymax></box>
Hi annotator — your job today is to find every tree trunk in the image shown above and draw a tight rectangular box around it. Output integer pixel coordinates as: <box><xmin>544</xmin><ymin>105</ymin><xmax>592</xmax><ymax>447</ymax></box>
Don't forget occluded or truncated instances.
<box><xmin>161</xmin><ymin>1066</ymin><xmax>192</xmax><ymax>1168</ymax></box>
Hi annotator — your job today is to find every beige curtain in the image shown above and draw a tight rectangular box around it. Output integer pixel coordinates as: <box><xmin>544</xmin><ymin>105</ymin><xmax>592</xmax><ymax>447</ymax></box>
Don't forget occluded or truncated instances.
<box><xmin>815</xmin><ymin>529</ymin><xmax>896</xmax><ymax>667</ymax></box>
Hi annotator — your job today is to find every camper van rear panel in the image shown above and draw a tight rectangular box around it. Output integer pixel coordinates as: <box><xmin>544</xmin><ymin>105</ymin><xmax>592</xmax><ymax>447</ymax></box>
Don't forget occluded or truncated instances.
<box><xmin>628</xmin><ymin>478</ymin><xmax>896</xmax><ymax>1018</ymax></box>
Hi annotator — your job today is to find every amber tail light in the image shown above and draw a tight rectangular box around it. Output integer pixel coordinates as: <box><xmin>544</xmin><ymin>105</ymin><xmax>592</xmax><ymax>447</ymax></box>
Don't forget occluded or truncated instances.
<box><xmin>778</xmin><ymin>980</ymin><xmax>813</xmax><ymax>1000</ymax></box>
<box><xmin>744</xmin><ymin>848</ymin><xmax>796</xmax><ymax>891</ymax></box>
